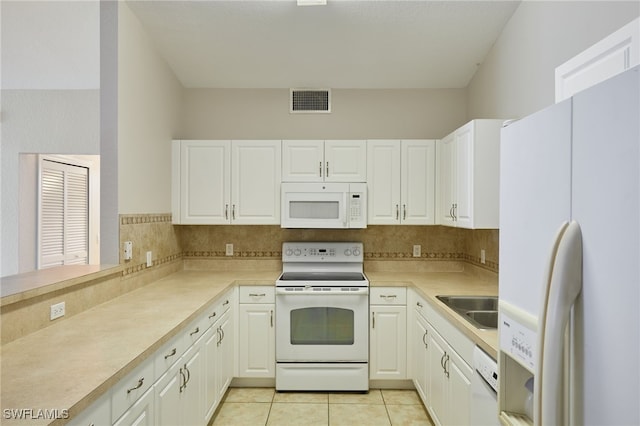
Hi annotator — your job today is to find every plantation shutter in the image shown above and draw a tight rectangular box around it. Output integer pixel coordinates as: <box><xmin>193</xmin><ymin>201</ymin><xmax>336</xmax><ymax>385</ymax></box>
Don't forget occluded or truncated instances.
<box><xmin>39</xmin><ymin>160</ymin><xmax>89</xmax><ymax>269</ymax></box>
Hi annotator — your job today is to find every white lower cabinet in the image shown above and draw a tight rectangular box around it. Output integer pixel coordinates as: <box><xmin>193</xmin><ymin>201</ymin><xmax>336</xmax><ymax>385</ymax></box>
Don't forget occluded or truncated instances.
<box><xmin>215</xmin><ymin>310</ymin><xmax>234</xmax><ymax>401</ymax></box>
<box><xmin>113</xmin><ymin>387</ymin><xmax>154</xmax><ymax>426</ymax></box>
<box><xmin>154</xmin><ymin>360</ymin><xmax>182</xmax><ymax>426</ymax></box>
<box><xmin>410</xmin><ymin>290</ymin><xmax>474</xmax><ymax>426</ymax></box>
<box><xmin>427</xmin><ymin>326</ymin><xmax>472</xmax><ymax>426</ymax></box>
<box><xmin>152</xmin><ymin>290</ymin><xmax>234</xmax><ymax>426</ymax></box>
<box><xmin>370</xmin><ymin>287</ymin><xmax>407</xmax><ymax>380</ymax></box>
<box><xmin>67</xmin><ymin>391</ymin><xmax>110</xmax><ymax>426</ymax></box>
<box><xmin>412</xmin><ymin>309</ymin><xmax>430</xmax><ymax>403</ymax></box>
<box><xmin>154</xmin><ymin>327</ymin><xmax>207</xmax><ymax>426</ymax></box>
<box><xmin>238</xmin><ymin>286</ymin><xmax>275</xmax><ymax>378</ymax></box>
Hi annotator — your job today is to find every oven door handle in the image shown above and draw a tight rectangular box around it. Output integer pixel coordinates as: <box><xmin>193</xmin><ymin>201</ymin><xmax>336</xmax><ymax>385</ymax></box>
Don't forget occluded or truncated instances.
<box><xmin>275</xmin><ymin>288</ymin><xmax>369</xmax><ymax>296</ymax></box>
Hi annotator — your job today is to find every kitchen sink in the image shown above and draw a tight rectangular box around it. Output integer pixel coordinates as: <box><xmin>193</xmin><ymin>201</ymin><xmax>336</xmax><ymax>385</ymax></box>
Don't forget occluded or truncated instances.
<box><xmin>436</xmin><ymin>295</ymin><xmax>498</xmax><ymax>311</ymax></box>
<box><xmin>465</xmin><ymin>310</ymin><xmax>498</xmax><ymax>329</ymax></box>
<box><xmin>436</xmin><ymin>295</ymin><xmax>498</xmax><ymax>330</ymax></box>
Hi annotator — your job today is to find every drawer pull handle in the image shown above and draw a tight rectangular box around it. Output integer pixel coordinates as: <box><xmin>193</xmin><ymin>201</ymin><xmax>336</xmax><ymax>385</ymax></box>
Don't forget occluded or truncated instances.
<box><xmin>381</xmin><ymin>295</ymin><xmax>397</xmax><ymax>299</ymax></box>
<box><xmin>190</xmin><ymin>327</ymin><xmax>200</xmax><ymax>336</ymax></box>
<box><xmin>223</xmin><ymin>300</ymin><xmax>230</xmax><ymax>306</ymax></box>
<box><xmin>416</xmin><ymin>301</ymin><xmax>423</xmax><ymax>308</ymax></box>
<box><xmin>209</xmin><ymin>312</ymin><xmax>217</xmax><ymax>319</ymax></box>
<box><xmin>126</xmin><ymin>378</ymin><xmax>144</xmax><ymax>394</ymax></box>
<box><xmin>249</xmin><ymin>293</ymin><xmax>266</xmax><ymax>297</ymax></box>
<box><xmin>164</xmin><ymin>348</ymin><xmax>177</xmax><ymax>359</ymax></box>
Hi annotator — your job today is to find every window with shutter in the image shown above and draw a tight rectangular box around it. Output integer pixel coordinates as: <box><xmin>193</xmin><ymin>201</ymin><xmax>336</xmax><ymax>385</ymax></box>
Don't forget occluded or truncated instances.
<box><xmin>38</xmin><ymin>159</ymin><xmax>89</xmax><ymax>269</ymax></box>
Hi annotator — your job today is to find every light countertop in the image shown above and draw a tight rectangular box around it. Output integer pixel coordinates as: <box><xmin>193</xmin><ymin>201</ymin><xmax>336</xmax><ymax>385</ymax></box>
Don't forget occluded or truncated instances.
<box><xmin>0</xmin><ymin>268</ymin><xmax>497</xmax><ymax>425</ymax></box>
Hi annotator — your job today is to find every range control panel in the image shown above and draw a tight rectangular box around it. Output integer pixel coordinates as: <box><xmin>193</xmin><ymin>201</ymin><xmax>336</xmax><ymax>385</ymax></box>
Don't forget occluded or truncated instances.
<box><xmin>282</xmin><ymin>242</ymin><xmax>363</xmax><ymax>262</ymax></box>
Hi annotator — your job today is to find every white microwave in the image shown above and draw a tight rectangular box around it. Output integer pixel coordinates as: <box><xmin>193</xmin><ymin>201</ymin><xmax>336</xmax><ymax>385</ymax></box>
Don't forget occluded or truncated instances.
<box><xmin>281</xmin><ymin>182</ymin><xmax>367</xmax><ymax>229</ymax></box>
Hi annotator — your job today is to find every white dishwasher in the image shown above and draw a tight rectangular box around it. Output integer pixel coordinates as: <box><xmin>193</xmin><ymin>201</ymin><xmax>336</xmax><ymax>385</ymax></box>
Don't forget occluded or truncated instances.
<box><xmin>471</xmin><ymin>346</ymin><xmax>500</xmax><ymax>426</ymax></box>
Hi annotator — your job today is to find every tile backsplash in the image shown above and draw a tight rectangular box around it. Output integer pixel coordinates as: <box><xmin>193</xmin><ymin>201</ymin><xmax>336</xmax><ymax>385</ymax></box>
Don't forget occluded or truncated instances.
<box><xmin>120</xmin><ymin>215</ymin><xmax>498</xmax><ymax>274</ymax></box>
<box><xmin>177</xmin><ymin>224</ymin><xmax>499</xmax><ymax>273</ymax></box>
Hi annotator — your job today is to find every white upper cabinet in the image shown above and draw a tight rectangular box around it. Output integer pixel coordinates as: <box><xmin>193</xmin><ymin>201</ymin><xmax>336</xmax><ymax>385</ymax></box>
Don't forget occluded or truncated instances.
<box><xmin>368</xmin><ymin>140</ymin><xmax>436</xmax><ymax>225</ymax></box>
<box><xmin>282</xmin><ymin>140</ymin><xmax>366</xmax><ymax>182</ymax></box>
<box><xmin>172</xmin><ymin>140</ymin><xmax>281</xmax><ymax>225</ymax></box>
<box><xmin>437</xmin><ymin>120</ymin><xmax>502</xmax><ymax>229</ymax></box>
<box><xmin>556</xmin><ymin>17</ymin><xmax>639</xmax><ymax>102</ymax></box>
<box><xmin>231</xmin><ymin>140</ymin><xmax>282</xmax><ymax>224</ymax></box>
<box><xmin>173</xmin><ymin>140</ymin><xmax>231</xmax><ymax>225</ymax></box>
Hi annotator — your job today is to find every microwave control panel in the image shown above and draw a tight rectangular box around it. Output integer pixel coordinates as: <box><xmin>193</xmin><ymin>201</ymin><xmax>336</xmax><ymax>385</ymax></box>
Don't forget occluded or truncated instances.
<box><xmin>348</xmin><ymin>183</ymin><xmax>367</xmax><ymax>228</ymax></box>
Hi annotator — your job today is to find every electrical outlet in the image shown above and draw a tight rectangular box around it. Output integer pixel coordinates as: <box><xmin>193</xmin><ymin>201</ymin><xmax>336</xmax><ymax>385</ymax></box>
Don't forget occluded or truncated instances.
<box><xmin>226</xmin><ymin>243</ymin><xmax>234</xmax><ymax>256</ymax></box>
<box><xmin>146</xmin><ymin>251</ymin><xmax>153</xmax><ymax>267</ymax></box>
<box><xmin>124</xmin><ymin>241</ymin><xmax>132</xmax><ymax>260</ymax></box>
<box><xmin>481</xmin><ymin>249</ymin><xmax>486</xmax><ymax>264</ymax></box>
<box><xmin>413</xmin><ymin>244</ymin><xmax>421</xmax><ymax>257</ymax></box>
<box><xmin>50</xmin><ymin>302</ymin><xmax>65</xmax><ymax>320</ymax></box>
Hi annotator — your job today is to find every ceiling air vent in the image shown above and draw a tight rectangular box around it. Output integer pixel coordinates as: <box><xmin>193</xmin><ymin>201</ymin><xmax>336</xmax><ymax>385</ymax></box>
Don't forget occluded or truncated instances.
<box><xmin>290</xmin><ymin>89</ymin><xmax>331</xmax><ymax>113</ymax></box>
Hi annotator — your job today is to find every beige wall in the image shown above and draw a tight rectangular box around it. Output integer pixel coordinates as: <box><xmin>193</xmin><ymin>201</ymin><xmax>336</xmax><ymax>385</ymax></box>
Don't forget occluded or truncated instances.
<box><xmin>118</xmin><ymin>2</ymin><xmax>184</xmax><ymax>214</ymax></box>
<box><xmin>180</xmin><ymin>88</ymin><xmax>467</xmax><ymax>140</ymax></box>
<box><xmin>467</xmin><ymin>1</ymin><xmax>639</xmax><ymax>120</ymax></box>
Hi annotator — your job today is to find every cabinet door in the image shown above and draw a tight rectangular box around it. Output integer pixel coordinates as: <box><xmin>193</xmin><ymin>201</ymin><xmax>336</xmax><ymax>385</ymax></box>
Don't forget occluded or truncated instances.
<box><xmin>447</xmin><ymin>351</ymin><xmax>472</xmax><ymax>426</ymax></box>
<box><xmin>370</xmin><ymin>305</ymin><xmax>407</xmax><ymax>380</ymax></box>
<box><xmin>67</xmin><ymin>392</ymin><xmax>110</xmax><ymax>426</ymax></box>
<box><xmin>181</xmin><ymin>345</ymin><xmax>204</xmax><ymax>426</ymax></box>
<box><xmin>453</xmin><ymin>123</ymin><xmax>474</xmax><ymax>228</ymax></box>
<box><xmin>324</xmin><ymin>140</ymin><xmax>367</xmax><ymax>182</ymax></box>
<box><xmin>203</xmin><ymin>327</ymin><xmax>219</xmax><ymax>423</ymax></box>
<box><xmin>367</xmin><ymin>140</ymin><xmax>401</xmax><ymax>225</ymax></box>
<box><xmin>216</xmin><ymin>311</ymin><xmax>234</xmax><ymax>401</ymax></box>
<box><xmin>438</xmin><ymin>133</ymin><xmax>456</xmax><ymax>226</ymax></box>
<box><xmin>427</xmin><ymin>328</ymin><xmax>447</xmax><ymax>426</ymax></box>
<box><xmin>113</xmin><ymin>387</ymin><xmax>154</xmax><ymax>426</ymax></box>
<box><xmin>154</xmin><ymin>363</ymin><xmax>182</xmax><ymax>426</ymax></box>
<box><xmin>401</xmin><ymin>140</ymin><xmax>436</xmax><ymax>225</ymax></box>
<box><xmin>231</xmin><ymin>140</ymin><xmax>281</xmax><ymax>224</ymax></box>
<box><xmin>412</xmin><ymin>312</ymin><xmax>430</xmax><ymax>404</ymax></box>
<box><xmin>238</xmin><ymin>304</ymin><xmax>275</xmax><ymax>378</ymax></box>
<box><xmin>179</xmin><ymin>140</ymin><xmax>231</xmax><ymax>224</ymax></box>
<box><xmin>282</xmin><ymin>140</ymin><xmax>324</xmax><ymax>182</ymax></box>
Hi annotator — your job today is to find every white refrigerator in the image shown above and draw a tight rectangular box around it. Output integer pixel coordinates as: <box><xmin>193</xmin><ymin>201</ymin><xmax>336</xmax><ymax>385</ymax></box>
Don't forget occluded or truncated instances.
<box><xmin>498</xmin><ymin>66</ymin><xmax>639</xmax><ymax>426</ymax></box>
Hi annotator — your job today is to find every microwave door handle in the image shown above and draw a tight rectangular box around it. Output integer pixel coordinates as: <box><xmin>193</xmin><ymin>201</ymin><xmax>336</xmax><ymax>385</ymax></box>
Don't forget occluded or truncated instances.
<box><xmin>343</xmin><ymin>192</ymin><xmax>348</xmax><ymax>227</ymax></box>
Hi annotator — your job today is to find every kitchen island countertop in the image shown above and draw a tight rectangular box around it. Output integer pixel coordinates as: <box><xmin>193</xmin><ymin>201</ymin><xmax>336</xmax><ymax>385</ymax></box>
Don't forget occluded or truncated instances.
<box><xmin>0</xmin><ymin>267</ymin><xmax>496</xmax><ymax>425</ymax></box>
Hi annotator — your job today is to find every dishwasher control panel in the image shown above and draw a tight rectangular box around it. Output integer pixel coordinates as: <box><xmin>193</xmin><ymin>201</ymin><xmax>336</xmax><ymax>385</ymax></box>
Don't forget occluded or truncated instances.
<box><xmin>473</xmin><ymin>346</ymin><xmax>498</xmax><ymax>392</ymax></box>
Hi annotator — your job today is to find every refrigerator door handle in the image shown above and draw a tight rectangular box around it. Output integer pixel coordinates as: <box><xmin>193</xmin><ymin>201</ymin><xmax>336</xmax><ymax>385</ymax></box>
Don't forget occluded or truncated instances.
<box><xmin>535</xmin><ymin>221</ymin><xmax>583</xmax><ymax>426</ymax></box>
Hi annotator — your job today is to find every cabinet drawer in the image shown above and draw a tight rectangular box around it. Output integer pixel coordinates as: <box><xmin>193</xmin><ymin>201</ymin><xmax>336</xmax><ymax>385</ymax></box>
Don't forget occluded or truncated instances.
<box><xmin>154</xmin><ymin>330</ymin><xmax>189</xmax><ymax>378</ymax></box>
<box><xmin>370</xmin><ymin>287</ymin><xmax>407</xmax><ymax>305</ymax></box>
<box><xmin>239</xmin><ymin>286</ymin><xmax>275</xmax><ymax>304</ymax></box>
<box><xmin>111</xmin><ymin>357</ymin><xmax>155</xmax><ymax>422</ymax></box>
<box><xmin>203</xmin><ymin>291</ymin><xmax>234</xmax><ymax>329</ymax></box>
<box><xmin>184</xmin><ymin>314</ymin><xmax>209</xmax><ymax>347</ymax></box>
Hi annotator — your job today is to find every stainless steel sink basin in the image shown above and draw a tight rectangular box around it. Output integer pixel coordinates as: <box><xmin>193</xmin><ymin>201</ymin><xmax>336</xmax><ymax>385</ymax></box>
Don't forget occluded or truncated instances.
<box><xmin>436</xmin><ymin>295</ymin><xmax>498</xmax><ymax>311</ymax></box>
<box><xmin>465</xmin><ymin>310</ymin><xmax>498</xmax><ymax>330</ymax></box>
<box><xmin>436</xmin><ymin>295</ymin><xmax>498</xmax><ymax>330</ymax></box>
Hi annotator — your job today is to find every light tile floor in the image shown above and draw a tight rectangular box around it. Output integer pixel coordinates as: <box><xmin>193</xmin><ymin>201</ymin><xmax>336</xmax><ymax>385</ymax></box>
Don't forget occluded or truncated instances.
<box><xmin>210</xmin><ymin>388</ymin><xmax>434</xmax><ymax>426</ymax></box>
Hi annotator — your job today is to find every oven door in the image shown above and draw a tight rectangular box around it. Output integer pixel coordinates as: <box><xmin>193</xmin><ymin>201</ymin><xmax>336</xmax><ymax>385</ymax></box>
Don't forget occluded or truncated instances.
<box><xmin>275</xmin><ymin>287</ymin><xmax>369</xmax><ymax>362</ymax></box>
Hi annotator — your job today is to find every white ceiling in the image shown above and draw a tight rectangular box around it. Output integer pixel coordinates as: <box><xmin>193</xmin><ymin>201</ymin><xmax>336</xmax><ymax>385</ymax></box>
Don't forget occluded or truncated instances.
<box><xmin>126</xmin><ymin>0</ymin><xmax>520</xmax><ymax>89</ymax></box>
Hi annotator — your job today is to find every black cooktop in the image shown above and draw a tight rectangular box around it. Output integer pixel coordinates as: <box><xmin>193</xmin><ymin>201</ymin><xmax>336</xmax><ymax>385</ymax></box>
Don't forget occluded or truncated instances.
<box><xmin>278</xmin><ymin>272</ymin><xmax>366</xmax><ymax>281</ymax></box>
